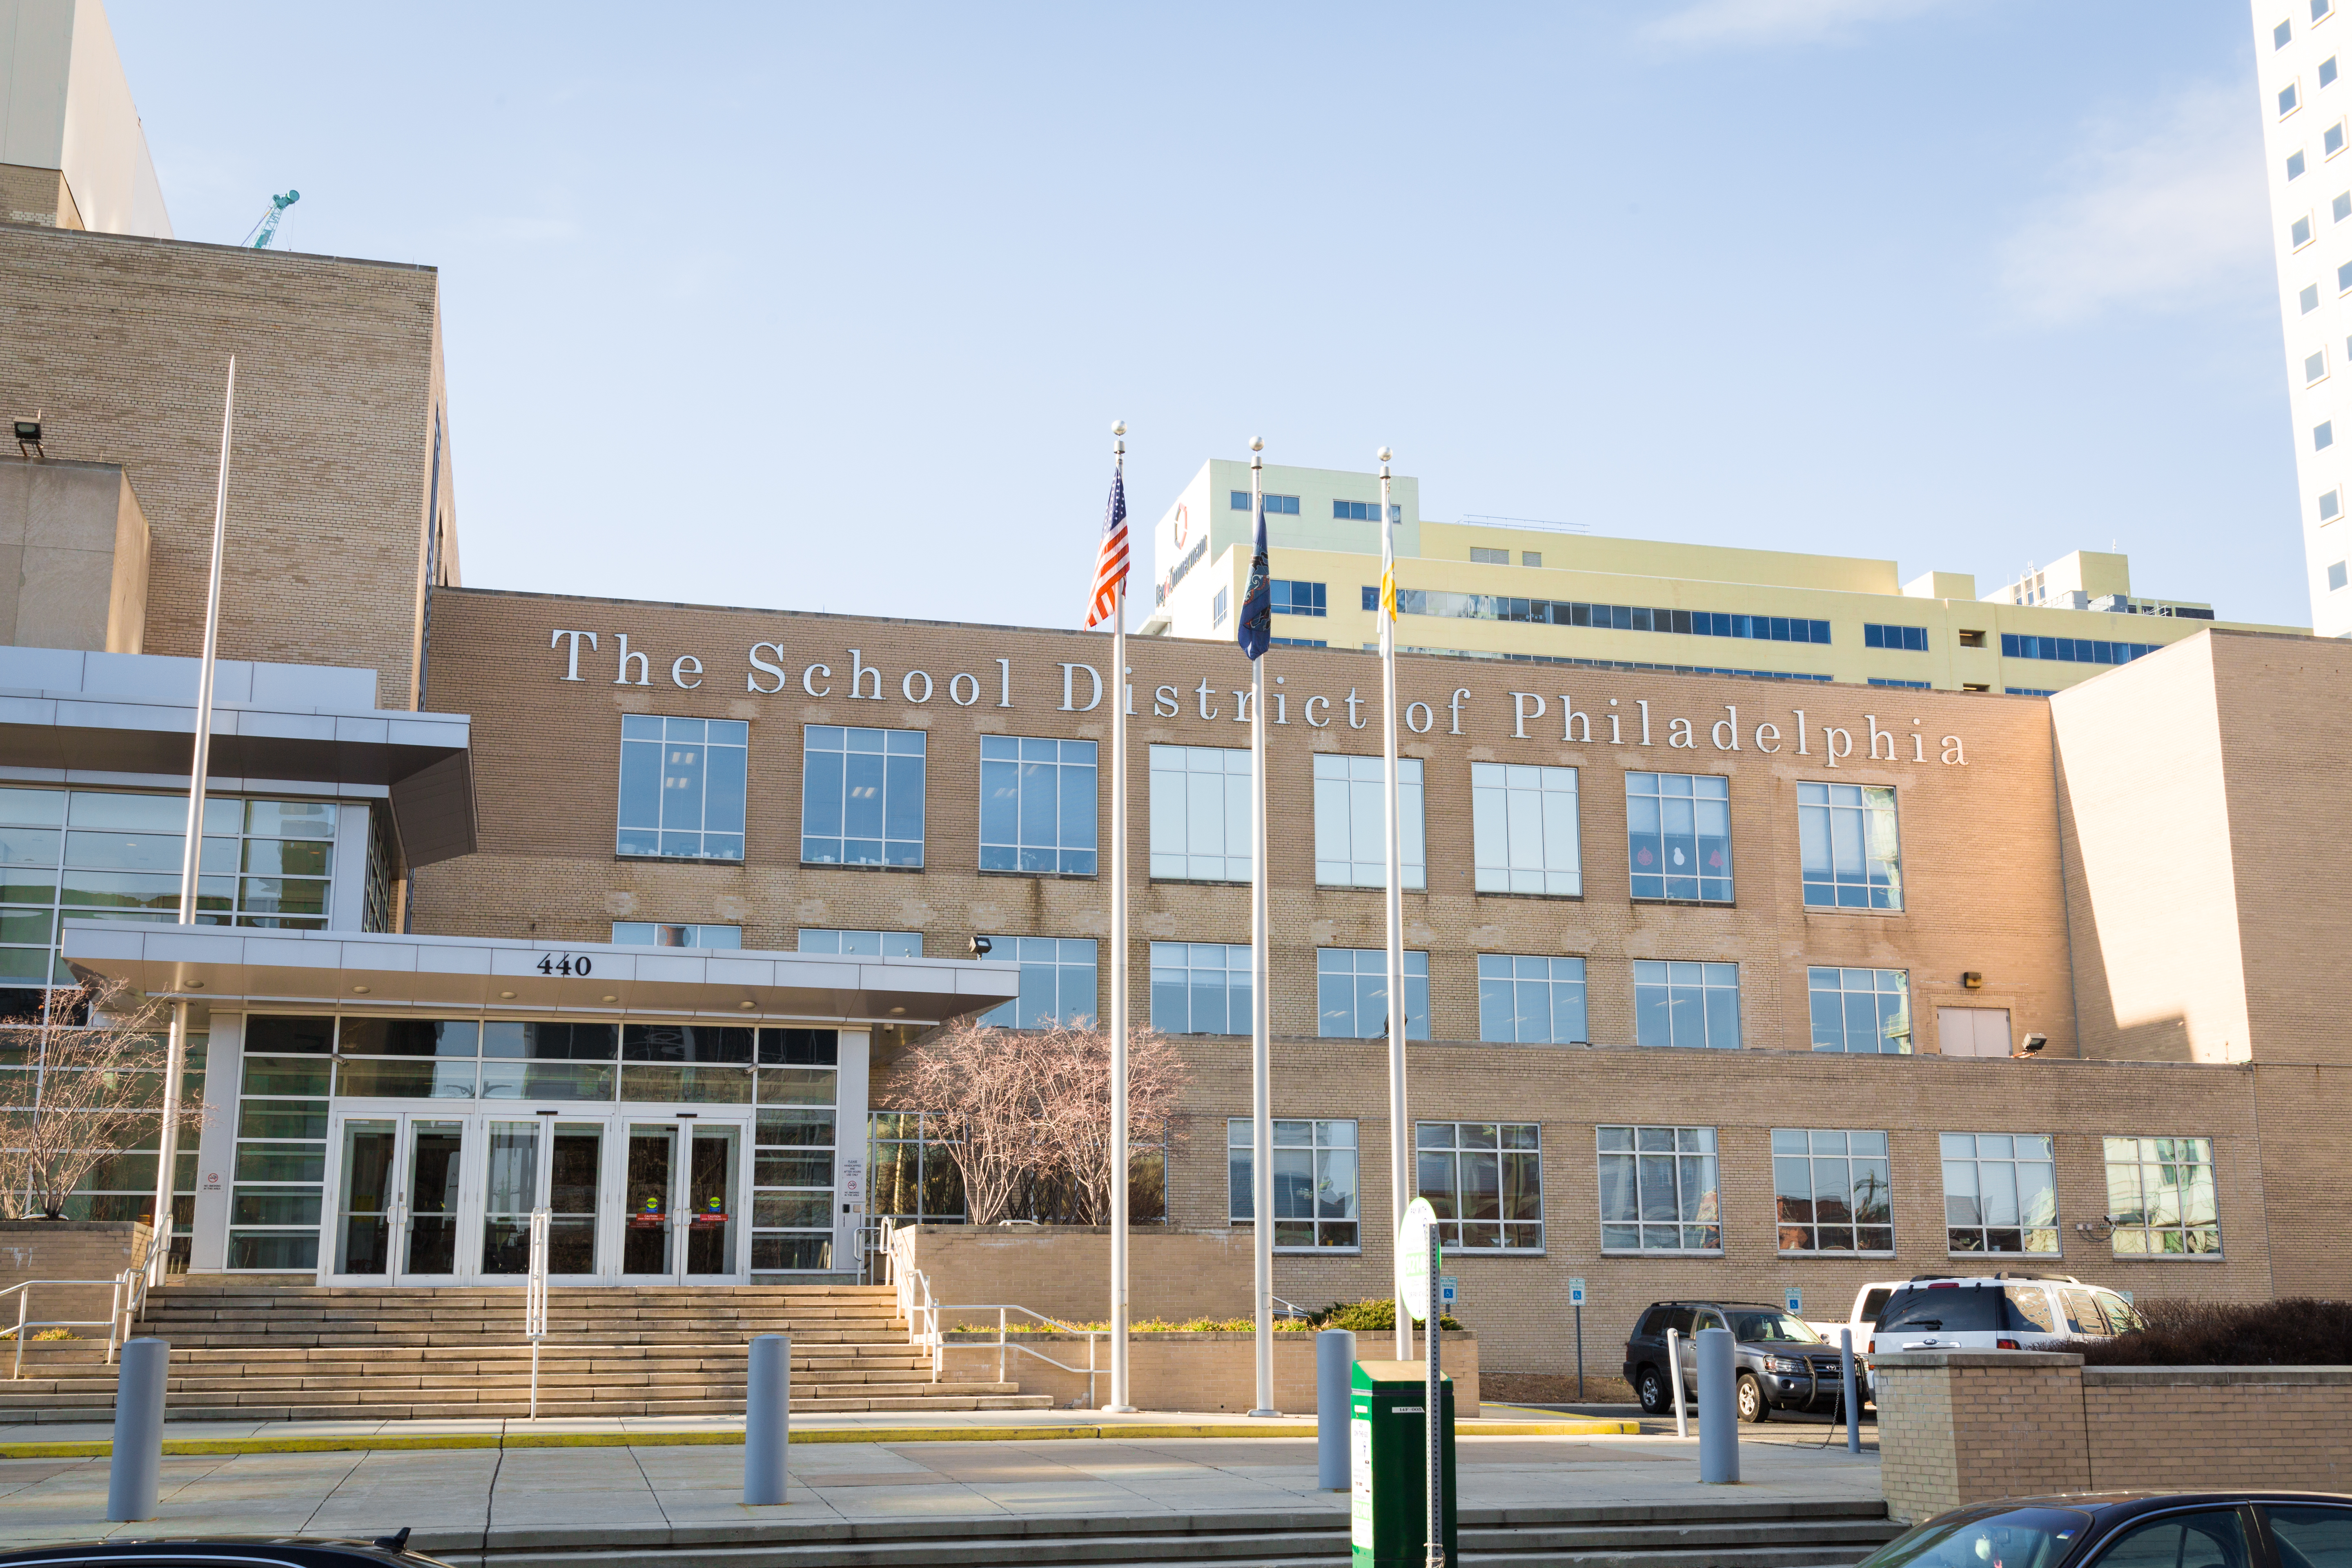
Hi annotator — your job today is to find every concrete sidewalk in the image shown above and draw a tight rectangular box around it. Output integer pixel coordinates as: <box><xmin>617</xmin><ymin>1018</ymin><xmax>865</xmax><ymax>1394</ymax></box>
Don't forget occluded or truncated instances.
<box><xmin>0</xmin><ymin>1428</ymin><xmax>1884</xmax><ymax>1554</ymax></box>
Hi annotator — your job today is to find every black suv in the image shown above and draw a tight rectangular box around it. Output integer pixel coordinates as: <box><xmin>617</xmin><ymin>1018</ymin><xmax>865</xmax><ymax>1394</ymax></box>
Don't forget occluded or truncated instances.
<box><xmin>1622</xmin><ymin>1299</ymin><xmax>1853</xmax><ymax>1423</ymax></box>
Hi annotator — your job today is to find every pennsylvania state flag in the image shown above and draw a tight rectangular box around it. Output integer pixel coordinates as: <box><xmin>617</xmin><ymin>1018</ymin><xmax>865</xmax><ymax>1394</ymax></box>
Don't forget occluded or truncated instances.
<box><xmin>1238</xmin><ymin>488</ymin><xmax>1272</xmax><ymax>660</ymax></box>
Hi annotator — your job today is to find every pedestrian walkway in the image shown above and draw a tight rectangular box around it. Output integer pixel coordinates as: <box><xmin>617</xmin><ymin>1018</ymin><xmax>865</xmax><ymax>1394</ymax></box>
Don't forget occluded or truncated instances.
<box><xmin>0</xmin><ymin>1428</ymin><xmax>1885</xmax><ymax>1557</ymax></box>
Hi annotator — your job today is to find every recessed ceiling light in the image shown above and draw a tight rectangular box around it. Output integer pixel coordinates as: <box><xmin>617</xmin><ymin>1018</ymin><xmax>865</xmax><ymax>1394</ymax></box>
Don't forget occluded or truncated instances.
<box><xmin>738</xmin><ymin>1000</ymin><xmax>756</xmax><ymax>1011</ymax></box>
<box><xmin>186</xmin><ymin>980</ymin><xmax>204</xmax><ymax>989</ymax></box>
<box><xmin>601</xmin><ymin>994</ymin><xmax>617</xmax><ymax>1003</ymax></box>
<box><xmin>352</xmin><ymin>985</ymin><xmax>370</xmax><ymax>994</ymax></box>
<box><xmin>499</xmin><ymin>990</ymin><xmax>516</xmax><ymax>1000</ymax></box>
<box><xmin>889</xmin><ymin>1006</ymin><xmax>906</xmax><ymax>1015</ymax></box>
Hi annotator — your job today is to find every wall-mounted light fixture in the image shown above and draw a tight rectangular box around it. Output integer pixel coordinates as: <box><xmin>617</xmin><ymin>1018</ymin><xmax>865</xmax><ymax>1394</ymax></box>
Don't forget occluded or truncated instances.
<box><xmin>1961</xmin><ymin>971</ymin><xmax>1983</xmax><ymax>989</ymax></box>
<box><xmin>969</xmin><ymin>935</ymin><xmax>993</xmax><ymax>957</ymax></box>
<box><xmin>2012</xmin><ymin>1033</ymin><xmax>2047</xmax><ymax>1058</ymax></box>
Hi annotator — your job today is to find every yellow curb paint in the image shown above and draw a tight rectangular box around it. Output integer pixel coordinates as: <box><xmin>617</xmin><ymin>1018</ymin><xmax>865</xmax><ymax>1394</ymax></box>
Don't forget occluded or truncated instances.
<box><xmin>0</xmin><ymin>1416</ymin><xmax>1626</xmax><ymax>1461</ymax></box>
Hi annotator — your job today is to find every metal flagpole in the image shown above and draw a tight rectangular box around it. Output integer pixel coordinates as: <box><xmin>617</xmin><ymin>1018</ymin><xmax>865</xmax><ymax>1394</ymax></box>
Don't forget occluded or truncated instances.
<box><xmin>1247</xmin><ymin>437</ymin><xmax>1276</xmax><ymax>1416</ymax></box>
<box><xmin>1105</xmin><ymin>422</ymin><xmax>1136</xmax><ymax>1412</ymax></box>
<box><xmin>1377</xmin><ymin>446</ymin><xmax>1410</xmax><ymax>1359</ymax></box>
<box><xmin>151</xmin><ymin>356</ymin><xmax>236</xmax><ymax>1288</ymax></box>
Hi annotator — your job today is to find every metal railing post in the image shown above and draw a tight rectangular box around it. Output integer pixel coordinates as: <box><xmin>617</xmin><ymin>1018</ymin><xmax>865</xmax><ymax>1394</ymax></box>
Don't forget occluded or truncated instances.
<box><xmin>1840</xmin><ymin>1329</ymin><xmax>1862</xmax><ymax>1454</ymax></box>
<box><xmin>525</xmin><ymin>1208</ymin><xmax>549</xmax><ymax>1421</ymax></box>
<box><xmin>1665</xmin><ymin>1327</ymin><xmax>1686</xmax><ymax>1439</ymax></box>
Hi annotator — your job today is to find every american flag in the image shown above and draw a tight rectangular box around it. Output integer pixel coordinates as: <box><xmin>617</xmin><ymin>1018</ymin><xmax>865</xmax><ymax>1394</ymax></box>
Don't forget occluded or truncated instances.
<box><xmin>1086</xmin><ymin>466</ymin><xmax>1129</xmax><ymax>628</ymax></box>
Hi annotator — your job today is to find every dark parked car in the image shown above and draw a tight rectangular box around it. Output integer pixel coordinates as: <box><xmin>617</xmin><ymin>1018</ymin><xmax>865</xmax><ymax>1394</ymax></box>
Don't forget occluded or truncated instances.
<box><xmin>0</xmin><ymin>1532</ymin><xmax>443</xmax><ymax>1567</ymax></box>
<box><xmin>1855</xmin><ymin>1492</ymin><xmax>2351</xmax><ymax>1568</ymax></box>
<box><xmin>1622</xmin><ymin>1299</ymin><xmax>1852</xmax><ymax>1422</ymax></box>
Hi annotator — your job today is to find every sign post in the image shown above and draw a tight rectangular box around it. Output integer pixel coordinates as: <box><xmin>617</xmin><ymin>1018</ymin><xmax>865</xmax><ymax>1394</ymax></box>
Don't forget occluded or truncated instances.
<box><xmin>1567</xmin><ymin>1278</ymin><xmax>1586</xmax><ymax>1403</ymax></box>
<box><xmin>1399</xmin><ymin>1198</ymin><xmax>1443</xmax><ymax>1568</ymax></box>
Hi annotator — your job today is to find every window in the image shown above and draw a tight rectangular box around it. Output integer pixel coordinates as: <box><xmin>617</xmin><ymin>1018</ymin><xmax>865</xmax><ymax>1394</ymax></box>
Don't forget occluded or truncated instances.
<box><xmin>2281</xmin><ymin>18</ymin><xmax>2297</xmax><ymax>47</ymax></box>
<box><xmin>1958</xmin><ymin>628</ymin><xmax>1987</xmax><ymax>648</ymax></box>
<box><xmin>2321</xmin><ymin>421</ymin><xmax>2337</xmax><ymax>450</ymax></box>
<box><xmin>1417</xmin><ymin>1123</ymin><xmax>1542</xmax><ymax>1251</ymax></box>
<box><xmin>1808</xmin><ymin>967</ymin><xmax>1912</xmax><ymax>1053</ymax></box>
<box><xmin>1469</xmin><ymin>546</ymin><xmax>1509</xmax><ymax>564</ymax></box>
<box><xmin>754</xmin><ymin>1057</ymin><xmax>837</xmax><ymax>1271</ymax></box>
<box><xmin>1150</xmin><ymin>942</ymin><xmax>1252</xmax><ymax>1034</ymax></box>
<box><xmin>230</xmin><ymin>1018</ymin><xmax>332</xmax><ymax>1270</ymax></box>
<box><xmin>2285</xmin><ymin>82</ymin><xmax>2304</xmax><ymax>118</ymax></box>
<box><xmin>1316</xmin><ymin>948</ymin><xmax>1430</xmax><ymax>1039</ymax></box>
<box><xmin>2295</xmin><ymin>214</ymin><xmax>2316</xmax><ymax>246</ymax></box>
<box><xmin>1212</xmin><ymin>587</ymin><xmax>1229</xmax><ymax>628</ymax></box>
<box><xmin>797</xmin><ymin>928</ymin><xmax>920</xmax><ymax>958</ymax></box>
<box><xmin>2304</xmin><ymin>284</ymin><xmax>2323</xmax><ymax>313</ymax></box>
<box><xmin>1231</xmin><ymin>490</ymin><xmax>1248</xmax><ymax>510</ymax></box>
<box><xmin>611</xmin><ymin>922</ymin><xmax>741</xmax><ymax>949</ymax></box>
<box><xmin>616</xmin><ymin>715</ymin><xmax>747</xmax><ymax>861</ymax></box>
<box><xmin>2291</xmin><ymin>150</ymin><xmax>2310</xmax><ymax>179</ymax></box>
<box><xmin>2327</xmin><ymin>490</ymin><xmax>2345</xmax><ymax>522</ymax></box>
<box><xmin>1332</xmin><ymin>500</ymin><xmax>1399</xmax><ymax>522</ymax></box>
<box><xmin>2329</xmin><ymin>121</ymin><xmax>2346</xmax><ymax>156</ymax></box>
<box><xmin>1633</xmin><ymin>960</ymin><xmax>1741</xmax><ymax>1049</ymax></box>
<box><xmin>2331</xmin><ymin>561</ymin><xmax>2349</xmax><ymax>589</ymax></box>
<box><xmin>1477</xmin><ymin>954</ymin><xmax>1587</xmax><ymax>1044</ymax></box>
<box><xmin>1472</xmin><ymin>763</ymin><xmax>1581</xmax><ymax>895</ymax></box>
<box><xmin>2096</xmin><ymin>1512</ymin><xmax>2249</xmax><ymax>1568</ymax></box>
<box><xmin>1270</xmin><ymin>579</ymin><xmax>1327</xmax><ymax>616</ymax></box>
<box><xmin>2001</xmin><ymin>633</ymin><xmax>2160</xmax><ymax>665</ymax></box>
<box><xmin>2331</xmin><ymin>57</ymin><xmax>2345</xmax><ymax>86</ymax></box>
<box><xmin>1314</xmin><ymin>754</ymin><xmax>1425</xmax><ymax>889</ymax></box>
<box><xmin>800</xmin><ymin>726</ymin><xmax>924</xmax><ymax>867</ymax></box>
<box><xmin>1797</xmin><ymin>782</ymin><xmax>1903</xmax><ymax>911</ymax></box>
<box><xmin>2309</xmin><ymin>347</ymin><xmax>2330</xmax><ymax>382</ymax></box>
<box><xmin>1773</xmin><ymin>1129</ymin><xmax>1893</xmax><ymax>1253</ymax></box>
<box><xmin>1230</xmin><ymin>491</ymin><xmax>1300</xmax><ymax>514</ymax></box>
<box><xmin>975</xmin><ymin>936</ymin><xmax>1096</xmax><ymax>1029</ymax></box>
<box><xmin>1626</xmin><ymin>773</ymin><xmax>1732</xmax><ymax>902</ymax></box>
<box><xmin>868</xmin><ymin>1110</ymin><xmax>963</xmax><ymax>1224</ymax></box>
<box><xmin>2263</xmin><ymin>1508</ymin><xmax>2352</xmax><ymax>1568</ymax></box>
<box><xmin>1597</xmin><ymin>1125</ymin><xmax>1719</xmax><ymax>1252</ymax></box>
<box><xmin>2103</xmin><ymin>1136</ymin><xmax>2220</xmax><ymax>1254</ymax></box>
<box><xmin>1942</xmin><ymin>1133</ymin><xmax>2058</xmax><ymax>1254</ymax></box>
<box><xmin>1867</xmin><ymin>678</ymin><xmax>1931</xmax><ymax>690</ymax></box>
<box><xmin>1365</xmin><ymin>587</ymin><xmax>1834</xmax><ymax>646</ymax></box>
<box><xmin>1521</xmin><ymin>551</ymin><xmax>1542</xmax><ymax>567</ymax></box>
<box><xmin>1149</xmin><ymin>744</ymin><xmax>1250</xmax><ymax>880</ymax></box>
<box><xmin>1861</xmin><ymin>623</ymin><xmax>1929</xmax><ymax>652</ymax></box>
<box><xmin>1230</xmin><ymin>1118</ymin><xmax>1358</xmax><ymax>1249</ymax></box>
<box><xmin>979</xmin><ymin>736</ymin><xmax>1097</xmax><ymax>875</ymax></box>
<box><xmin>2336</xmin><ymin>191</ymin><xmax>2350</xmax><ymax>220</ymax></box>
<box><xmin>1270</xmin><ymin>636</ymin><xmax>1327</xmax><ymax>648</ymax></box>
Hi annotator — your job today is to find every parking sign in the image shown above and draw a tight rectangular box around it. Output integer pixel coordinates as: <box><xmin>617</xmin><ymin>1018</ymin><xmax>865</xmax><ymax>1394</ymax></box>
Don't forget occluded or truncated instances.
<box><xmin>1785</xmin><ymin>1286</ymin><xmax>1803</xmax><ymax>1315</ymax></box>
<box><xmin>1568</xmin><ymin>1277</ymin><xmax>1586</xmax><ymax>1307</ymax></box>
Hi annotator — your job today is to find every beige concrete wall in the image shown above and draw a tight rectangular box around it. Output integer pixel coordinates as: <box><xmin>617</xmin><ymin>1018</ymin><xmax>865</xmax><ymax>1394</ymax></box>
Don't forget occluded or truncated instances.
<box><xmin>901</xmin><ymin>1225</ymin><xmax>1251</xmax><ymax>1327</ymax></box>
<box><xmin>938</xmin><ymin>1329</ymin><xmax>1478</xmax><ymax>1416</ymax></box>
<box><xmin>0</xmin><ymin>455</ymin><xmax>145</xmax><ymax>650</ymax></box>
<box><xmin>1877</xmin><ymin>1350</ymin><xmax>2352</xmax><ymax>1522</ymax></box>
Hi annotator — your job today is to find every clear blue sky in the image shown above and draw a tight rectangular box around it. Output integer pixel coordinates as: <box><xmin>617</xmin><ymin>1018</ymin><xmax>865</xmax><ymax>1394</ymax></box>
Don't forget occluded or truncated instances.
<box><xmin>111</xmin><ymin>0</ymin><xmax>2301</xmax><ymax>628</ymax></box>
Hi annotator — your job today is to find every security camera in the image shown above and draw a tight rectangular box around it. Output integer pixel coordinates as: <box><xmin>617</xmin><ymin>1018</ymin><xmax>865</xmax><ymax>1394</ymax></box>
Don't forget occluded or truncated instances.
<box><xmin>969</xmin><ymin>935</ymin><xmax>993</xmax><ymax>958</ymax></box>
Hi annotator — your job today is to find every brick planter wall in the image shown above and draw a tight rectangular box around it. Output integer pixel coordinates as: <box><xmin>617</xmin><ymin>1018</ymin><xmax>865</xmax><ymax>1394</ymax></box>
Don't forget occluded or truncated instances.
<box><xmin>937</xmin><ymin>1327</ymin><xmax>1479</xmax><ymax>1416</ymax></box>
<box><xmin>1877</xmin><ymin>1350</ymin><xmax>2352</xmax><ymax>1523</ymax></box>
<box><xmin>0</xmin><ymin>1220</ymin><xmax>151</xmax><ymax>1357</ymax></box>
<box><xmin>900</xmin><ymin>1225</ymin><xmax>1252</xmax><ymax>1325</ymax></box>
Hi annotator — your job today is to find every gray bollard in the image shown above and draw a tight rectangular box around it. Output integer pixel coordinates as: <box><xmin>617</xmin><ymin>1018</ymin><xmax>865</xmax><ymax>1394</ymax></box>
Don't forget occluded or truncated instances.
<box><xmin>107</xmin><ymin>1337</ymin><xmax>169</xmax><ymax>1522</ymax></box>
<box><xmin>743</xmin><ymin>1333</ymin><xmax>790</xmax><ymax>1506</ymax></box>
<box><xmin>1840</xmin><ymin>1330</ymin><xmax>1861</xmax><ymax>1455</ymax></box>
<box><xmin>1695</xmin><ymin>1327</ymin><xmax>1738</xmax><ymax>1484</ymax></box>
<box><xmin>1316</xmin><ymin>1328</ymin><xmax>1356</xmax><ymax>1490</ymax></box>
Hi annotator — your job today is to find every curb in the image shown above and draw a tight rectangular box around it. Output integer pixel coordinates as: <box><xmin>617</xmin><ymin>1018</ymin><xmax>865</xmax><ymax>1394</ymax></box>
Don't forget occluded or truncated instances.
<box><xmin>0</xmin><ymin>1415</ymin><xmax>1636</xmax><ymax>1459</ymax></box>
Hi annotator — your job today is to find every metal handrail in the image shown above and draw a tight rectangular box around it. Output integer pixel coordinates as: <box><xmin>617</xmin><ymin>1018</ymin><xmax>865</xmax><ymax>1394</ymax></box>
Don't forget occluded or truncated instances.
<box><xmin>0</xmin><ymin>1270</ymin><xmax>146</xmax><ymax>1379</ymax></box>
<box><xmin>524</xmin><ymin>1209</ymin><xmax>550</xmax><ymax>1420</ymax></box>
<box><xmin>882</xmin><ymin>1223</ymin><xmax>1106</xmax><ymax>1403</ymax></box>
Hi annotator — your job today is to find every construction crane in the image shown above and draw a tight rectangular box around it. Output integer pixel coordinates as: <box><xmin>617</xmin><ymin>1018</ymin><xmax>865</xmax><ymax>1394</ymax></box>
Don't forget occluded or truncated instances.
<box><xmin>243</xmin><ymin>189</ymin><xmax>300</xmax><ymax>249</ymax></box>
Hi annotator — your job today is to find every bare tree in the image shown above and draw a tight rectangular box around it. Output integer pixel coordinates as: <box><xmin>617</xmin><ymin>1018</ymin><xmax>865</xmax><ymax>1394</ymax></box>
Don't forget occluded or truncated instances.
<box><xmin>878</xmin><ymin>1016</ymin><xmax>1190</xmax><ymax>1227</ymax></box>
<box><xmin>0</xmin><ymin>981</ymin><xmax>210</xmax><ymax>1223</ymax></box>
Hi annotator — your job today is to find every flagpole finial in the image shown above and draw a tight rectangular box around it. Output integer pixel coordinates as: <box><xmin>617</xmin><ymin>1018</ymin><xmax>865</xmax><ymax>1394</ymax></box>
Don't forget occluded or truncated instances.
<box><xmin>1377</xmin><ymin>446</ymin><xmax>1392</xmax><ymax>463</ymax></box>
<box><xmin>1250</xmin><ymin>436</ymin><xmax>1263</xmax><ymax>453</ymax></box>
<box><xmin>1112</xmin><ymin>421</ymin><xmax>1125</xmax><ymax>437</ymax></box>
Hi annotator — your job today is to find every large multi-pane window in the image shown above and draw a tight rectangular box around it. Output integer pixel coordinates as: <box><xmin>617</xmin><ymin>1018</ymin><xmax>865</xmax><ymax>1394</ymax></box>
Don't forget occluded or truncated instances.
<box><xmin>1149</xmin><ymin>942</ymin><xmax>1252</xmax><ymax>1035</ymax></box>
<box><xmin>976</xmin><ymin>936</ymin><xmax>1097</xmax><ymax>1028</ymax></box>
<box><xmin>1229</xmin><ymin>1118</ymin><xmax>1358</xmax><ymax>1250</ymax></box>
<box><xmin>979</xmin><ymin>736</ymin><xmax>1097</xmax><ymax>875</ymax></box>
<box><xmin>1633</xmin><ymin>960</ymin><xmax>1740</xmax><ymax>1049</ymax></box>
<box><xmin>1797</xmin><ymin>782</ymin><xmax>1902</xmax><ymax>910</ymax></box>
<box><xmin>1149</xmin><ymin>745</ymin><xmax>1250</xmax><ymax>881</ymax></box>
<box><xmin>868</xmin><ymin>1111</ymin><xmax>964</xmax><ymax>1224</ymax></box>
<box><xmin>617</xmin><ymin>716</ymin><xmax>748</xmax><ymax>861</ymax></box>
<box><xmin>1476</xmin><ymin>955</ymin><xmax>1587</xmax><ymax>1044</ymax></box>
<box><xmin>2103</xmin><ymin>1136</ymin><xmax>2221</xmax><ymax>1255</ymax></box>
<box><xmin>797</xmin><ymin>929</ymin><xmax>921</xmax><ymax>958</ymax></box>
<box><xmin>1773</xmin><ymin>1129</ymin><xmax>1894</xmax><ymax>1253</ymax></box>
<box><xmin>1316</xmin><ymin>949</ymin><xmax>1430</xmax><ymax>1039</ymax></box>
<box><xmin>1942</xmin><ymin>1133</ymin><xmax>2059</xmax><ymax>1254</ymax></box>
<box><xmin>753</xmin><ymin>1033</ymin><xmax>839</xmax><ymax>1272</ymax></box>
<box><xmin>1271</xmin><ymin>580</ymin><xmax>1327</xmax><ymax>616</ymax></box>
<box><xmin>0</xmin><ymin>1032</ymin><xmax>203</xmax><ymax>1263</ymax></box>
<box><xmin>1417</xmin><ymin>1122</ymin><xmax>1542</xmax><ymax>1252</ymax></box>
<box><xmin>1597</xmin><ymin>1125</ymin><xmax>1720</xmax><ymax>1252</ymax></box>
<box><xmin>1</xmin><ymin>788</ymin><xmax>344</xmax><ymax>988</ymax></box>
<box><xmin>1625</xmin><ymin>773</ymin><xmax>1732</xmax><ymax>902</ymax></box>
<box><xmin>230</xmin><ymin>1014</ymin><xmax>334</xmax><ymax>1271</ymax></box>
<box><xmin>1314</xmin><ymin>755</ymin><xmax>1425</xmax><ymax>889</ymax></box>
<box><xmin>612</xmin><ymin>922</ymin><xmax>741</xmax><ymax>949</ymax></box>
<box><xmin>800</xmin><ymin>726</ymin><xmax>925</xmax><ymax>868</ymax></box>
<box><xmin>1472</xmin><ymin>764</ymin><xmax>1581</xmax><ymax>895</ymax></box>
<box><xmin>1807</xmin><ymin>967</ymin><xmax>1912</xmax><ymax>1053</ymax></box>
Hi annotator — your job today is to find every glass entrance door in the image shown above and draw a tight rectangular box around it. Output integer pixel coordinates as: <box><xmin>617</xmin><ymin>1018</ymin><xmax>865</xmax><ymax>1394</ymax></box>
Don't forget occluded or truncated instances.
<box><xmin>329</xmin><ymin>1114</ymin><xmax>466</xmax><ymax>1283</ymax></box>
<box><xmin>615</xmin><ymin>1119</ymin><xmax>745</xmax><ymax>1283</ymax></box>
<box><xmin>481</xmin><ymin>1118</ymin><xmax>607</xmax><ymax>1281</ymax></box>
<box><xmin>621</xmin><ymin>1122</ymin><xmax>678</xmax><ymax>1277</ymax></box>
<box><xmin>682</xmin><ymin>1123</ymin><xmax>741</xmax><ymax>1281</ymax></box>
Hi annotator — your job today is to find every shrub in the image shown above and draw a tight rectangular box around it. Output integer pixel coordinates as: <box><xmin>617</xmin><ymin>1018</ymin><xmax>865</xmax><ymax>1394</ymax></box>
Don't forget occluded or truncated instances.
<box><xmin>2069</xmin><ymin>1297</ymin><xmax>2352</xmax><ymax>1366</ymax></box>
<box><xmin>1311</xmin><ymin>1298</ymin><xmax>1465</xmax><ymax>1334</ymax></box>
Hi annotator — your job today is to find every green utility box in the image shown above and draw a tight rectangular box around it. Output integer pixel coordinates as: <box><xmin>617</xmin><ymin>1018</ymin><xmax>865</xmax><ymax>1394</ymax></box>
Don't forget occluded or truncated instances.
<box><xmin>1350</xmin><ymin>1359</ymin><xmax>1458</xmax><ymax>1568</ymax></box>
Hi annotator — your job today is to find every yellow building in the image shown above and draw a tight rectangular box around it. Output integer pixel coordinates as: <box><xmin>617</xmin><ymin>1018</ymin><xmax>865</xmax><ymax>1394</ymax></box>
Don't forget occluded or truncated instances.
<box><xmin>1138</xmin><ymin>461</ymin><xmax>2303</xmax><ymax>695</ymax></box>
